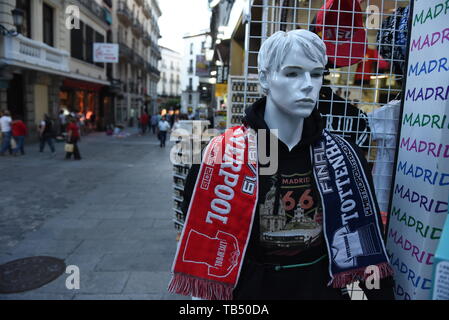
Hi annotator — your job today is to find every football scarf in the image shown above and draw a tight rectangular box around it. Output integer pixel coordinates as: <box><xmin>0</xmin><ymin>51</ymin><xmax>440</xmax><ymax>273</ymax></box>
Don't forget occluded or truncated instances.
<box><xmin>169</xmin><ymin>126</ymin><xmax>393</xmax><ymax>300</ymax></box>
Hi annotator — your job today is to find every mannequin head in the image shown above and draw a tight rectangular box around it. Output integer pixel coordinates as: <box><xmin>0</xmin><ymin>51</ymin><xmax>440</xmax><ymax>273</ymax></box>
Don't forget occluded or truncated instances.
<box><xmin>258</xmin><ymin>30</ymin><xmax>328</xmax><ymax>118</ymax></box>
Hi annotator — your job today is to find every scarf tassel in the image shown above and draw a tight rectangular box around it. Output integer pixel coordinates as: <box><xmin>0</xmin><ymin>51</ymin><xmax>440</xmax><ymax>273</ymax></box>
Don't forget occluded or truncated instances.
<box><xmin>168</xmin><ymin>273</ymin><xmax>234</xmax><ymax>300</ymax></box>
<box><xmin>331</xmin><ymin>262</ymin><xmax>395</xmax><ymax>288</ymax></box>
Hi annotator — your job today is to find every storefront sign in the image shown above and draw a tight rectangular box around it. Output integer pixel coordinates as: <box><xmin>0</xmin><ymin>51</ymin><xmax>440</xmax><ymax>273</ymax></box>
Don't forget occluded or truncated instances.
<box><xmin>93</xmin><ymin>43</ymin><xmax>119</xmax><ymax>63</ymax></box>
<box><xmin>387</xmin><ymin>0</ymin><xmax>449</xmax><ymax>300</ymax></box>
<box><xmin>216</xmin><ymin>65</ymin><xmax>229</xmax><ymax>84</ymax></box>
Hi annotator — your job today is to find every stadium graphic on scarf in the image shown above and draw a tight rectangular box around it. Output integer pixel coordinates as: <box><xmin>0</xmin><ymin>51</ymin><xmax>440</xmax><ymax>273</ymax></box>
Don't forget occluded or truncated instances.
<box><xmin>331</xmin><ymin>224</ymin><xmax>382</xmax><ymax>268</ymax></box>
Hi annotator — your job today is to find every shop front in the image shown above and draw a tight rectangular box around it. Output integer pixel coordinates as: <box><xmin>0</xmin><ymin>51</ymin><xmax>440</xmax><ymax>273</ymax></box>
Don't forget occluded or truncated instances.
<box><xmin>59</xmin><ymin>78</ymin><xmax>112</xmax><ymax>131</ymax></box>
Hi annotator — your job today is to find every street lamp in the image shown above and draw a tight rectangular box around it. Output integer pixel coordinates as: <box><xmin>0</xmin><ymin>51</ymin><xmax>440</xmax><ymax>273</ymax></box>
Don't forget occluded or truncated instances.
<box><xmin>0</xmin><ymin>8</ymin><xmax>25</xmax><ymax>37</ymax></box>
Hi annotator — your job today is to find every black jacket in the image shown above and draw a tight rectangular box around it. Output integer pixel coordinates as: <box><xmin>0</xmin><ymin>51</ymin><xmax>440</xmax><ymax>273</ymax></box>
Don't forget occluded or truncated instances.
<box><xmin>181</xmin><ymin>97</ymin><xmax>395</xmax><ymax>300</ymax></box>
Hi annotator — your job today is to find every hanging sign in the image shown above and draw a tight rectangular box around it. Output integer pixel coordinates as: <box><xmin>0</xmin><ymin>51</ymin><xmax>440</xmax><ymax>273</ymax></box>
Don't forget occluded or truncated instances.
<box><xmin>386</xmin><ymin>0</ymin><xmax>449</xmax><ymax>300</ymax></box>
<box><xmin>93</xmin><ymin>43</ymin><xmax>119</xmax><ymax>63</ymax></box>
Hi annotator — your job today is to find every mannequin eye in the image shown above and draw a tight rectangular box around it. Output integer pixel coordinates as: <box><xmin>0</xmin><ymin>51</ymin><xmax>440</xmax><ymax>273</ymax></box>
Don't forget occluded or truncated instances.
<box><xmin>285</xmin><ymin>72</ymin><xmax>298</xmax><ymax>77</ymax></box>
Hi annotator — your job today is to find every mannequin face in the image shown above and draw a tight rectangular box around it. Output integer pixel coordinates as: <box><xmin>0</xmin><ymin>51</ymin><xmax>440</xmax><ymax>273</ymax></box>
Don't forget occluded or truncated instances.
<box><xmin>262</xmin><ymin>44</ymin><xmax>324</xmax><ymax>118</ymax></box>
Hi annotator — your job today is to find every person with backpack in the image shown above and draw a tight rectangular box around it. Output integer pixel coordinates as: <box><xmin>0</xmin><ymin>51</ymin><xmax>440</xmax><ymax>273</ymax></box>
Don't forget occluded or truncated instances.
<box><xmin>39</xmin><ymin>114</ymin><xmax>56</xmax><ymax>155</ymax></box>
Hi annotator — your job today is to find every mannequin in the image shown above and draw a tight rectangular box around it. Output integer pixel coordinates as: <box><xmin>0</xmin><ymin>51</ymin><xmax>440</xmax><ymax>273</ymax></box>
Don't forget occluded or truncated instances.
<box><xmin>259</xmin><ymin>31</ymin><xmax>326</xmax><ymax>150</ymax></box>
<box><xmin>169</xmin><ymin>29</ymin><xmax>394</xmax><ymax>301</ymax></box>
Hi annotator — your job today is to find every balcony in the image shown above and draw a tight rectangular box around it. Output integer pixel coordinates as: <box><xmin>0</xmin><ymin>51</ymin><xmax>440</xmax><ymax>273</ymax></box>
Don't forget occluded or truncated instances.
<box><xmin>118</xmin><ymin>41</ymin><xmax>133</xmax><ymax>61</ymax></box>
<box><xmin>132</xmin><ymin>18</ymin><xmax>143</xmax><ymax>38</ymax></box>
<box><xmin>150</xmin><ymin>40</ymin><xmax>161</xmax><ymax>59</ymax></box>
<box><xmin>117</xmin><ymin>0</ymin><xmax>132</xmax><ymax>26</ymax></box>
<box><xmin>109</xmin><ymin>78</ymin><xmax>123</xmax><ymax>95</ymax></box>
<box><xmin>133</xmin><ymin>52</ymin><xmax>145</xmax><ymax>67</ymax></box>
<box><xmin>1</xmin><ymin>34</ymin><xmax>69</xmax><ymax>75</ymax></box>
<box><xmin>146</xmin><ymin>62</ymin><xmax>160</xmax><ymax>77</ymax></box>
<box><xmin>143</xmin><ymin>3</ymin><xmax>151</xmax><ymax>18</ymax></box>
<box><xmin>142</xmin><ymin>33</ymin><xmax>151</xmax><ymax>47</ymax></box>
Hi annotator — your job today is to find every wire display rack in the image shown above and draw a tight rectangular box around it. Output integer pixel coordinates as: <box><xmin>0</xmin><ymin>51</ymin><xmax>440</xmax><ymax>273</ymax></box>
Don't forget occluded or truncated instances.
<box><xmin>238</xmin><ymin>0</ymin><xmax>411</xmax><ymax>300</ymax></box>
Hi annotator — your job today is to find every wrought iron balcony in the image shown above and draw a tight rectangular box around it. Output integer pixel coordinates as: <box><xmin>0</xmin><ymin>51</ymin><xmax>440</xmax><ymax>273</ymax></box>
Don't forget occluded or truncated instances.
<box><xmin>142</xmin><ymin>33</ymin><xmax>151</xmax><ymax>47</ymax></box>
<box><xmin>109</xmin><ymin>78</ymin><xmax>123</xmax><ymax>94</ymax></box>
<box><xmin>118</xmin><ymin>41</ymin><xmax>133</xmax><ymax>61</ymax></box>
<box><xmin>143</xmin><ymin>3</ymin><xmax>151</xmax><ymax>18</ymax></box>
<box><xmin>117</xmin><ymin>0</ymin><xmax>132</xmax><ymax>26</ymax></box>
<box><xmin>132</xmin><ymin>18</ymin><xmax>143</xmax><ymax>38</ymax></box>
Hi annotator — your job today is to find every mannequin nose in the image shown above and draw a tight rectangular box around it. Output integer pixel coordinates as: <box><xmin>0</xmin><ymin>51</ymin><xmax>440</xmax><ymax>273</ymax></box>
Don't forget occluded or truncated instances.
<box><xmin>300</xmin><ymin>73</ymin><xmax>314</xmax><ymax>92</ymax></box>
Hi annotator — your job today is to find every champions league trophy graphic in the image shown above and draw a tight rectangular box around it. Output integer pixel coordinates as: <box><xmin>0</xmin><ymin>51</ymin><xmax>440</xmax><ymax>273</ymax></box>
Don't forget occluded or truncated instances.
<box><xmin>182</xmin><ymin>230</ymin><xmax>240</xmax><ymax>278</ymax></box>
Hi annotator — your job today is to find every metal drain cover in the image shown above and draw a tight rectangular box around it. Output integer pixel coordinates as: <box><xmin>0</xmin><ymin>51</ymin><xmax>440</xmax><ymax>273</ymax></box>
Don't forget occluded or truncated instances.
<box><xmin>0</xmin><ymin>256</ymin><xmax>66</xmax><ymax>294</ymax></box>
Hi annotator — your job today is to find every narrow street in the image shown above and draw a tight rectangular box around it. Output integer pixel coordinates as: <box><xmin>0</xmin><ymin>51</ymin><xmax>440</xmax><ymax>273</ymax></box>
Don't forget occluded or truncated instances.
<box><xmin>0</xmin><ymin>130</ymin><xmax>187</xmax><ymax>300</ymax></box>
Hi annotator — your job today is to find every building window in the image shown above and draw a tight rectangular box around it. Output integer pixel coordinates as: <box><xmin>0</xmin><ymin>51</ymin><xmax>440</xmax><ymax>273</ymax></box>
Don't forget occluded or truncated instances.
<box><xmin>95</xmin><ymin>31</ymin><xmax>105</xmax><ymax>68</ymax></box>
<box><xmin>71</xmin><ymin>21</ymin><xmax>84</xmax><ymax>60</ymax></box>
<box><xmin>70</xmin><ymin>21</ymin><xmax>102</xmax><ymax>67</ymax></box>
<box><xmin>16</xmin><ymin>0</ymin><xmax>31</xmax><ymax>38</ymax></box>
<box><xmin>190</xmin><ymin>43</ymin><xmax>194</xmax><ymax>55</ymax></box>
<box><xmin>43</xmin><ymin>3</ymin><xmax>54</xmax><ymax>47</ymax></box>
<box><xmin>86</xmin><ymin>25</ymin><xmax>94</xmax><ymax>63</ymax></box>
<box><xmin>188</xmin><ymin>94</ymin><xmax>192</xmax><ymax>105</ymax></box>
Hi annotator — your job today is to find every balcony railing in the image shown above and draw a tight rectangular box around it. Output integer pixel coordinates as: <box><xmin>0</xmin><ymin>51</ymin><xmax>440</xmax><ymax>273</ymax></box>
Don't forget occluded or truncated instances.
<box><xmin>142</xmin><ymin>33</ymin><xmax>151</xmax><ymax>47</ymax></box>
<box><xmin>146</xmin><ymin>62</ymin><xmax>160</xmax><ymax>77</ymax></box>
<box><xmin>132</xmin><ymin>18</ymin><xmax>143</xmax><ymax>38</ymax></box>
<box><xmin>117</xmin><ymin>0</ymin><xmax>132</xmax><ymax>26</ymax></box>
<box><xmin>109</xmin><ymin>78</ymin><xmax>123</xmax><ymax>94</ymax></box>
<box><xmin>2</xmin><ymin>34</ymin><xmax>69</xmax><ymax>74</ymax></box>
<box><xmin>143</xmin><ymin>3</ymin><xmax>151</xmax><ymax>18</ymax></box>
<box><xmin>118</xmin><ymin>41</ymin><xmax>133</xmax><ymax>61</ymax></box>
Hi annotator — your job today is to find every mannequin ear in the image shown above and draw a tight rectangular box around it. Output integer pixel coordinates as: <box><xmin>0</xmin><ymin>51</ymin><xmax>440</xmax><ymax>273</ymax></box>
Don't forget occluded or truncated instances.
<box><xmin>259</xmin><ymin>71</ymin><xmax>270</xmax><ymax>93</ymax></box>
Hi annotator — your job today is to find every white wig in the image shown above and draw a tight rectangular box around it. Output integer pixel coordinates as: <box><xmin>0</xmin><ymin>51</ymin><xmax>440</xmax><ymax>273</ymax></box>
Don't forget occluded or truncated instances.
<box><xmin>258</xmin><ymin>29</ymin><xmax>328</xmax><ymax>94</ymax></box>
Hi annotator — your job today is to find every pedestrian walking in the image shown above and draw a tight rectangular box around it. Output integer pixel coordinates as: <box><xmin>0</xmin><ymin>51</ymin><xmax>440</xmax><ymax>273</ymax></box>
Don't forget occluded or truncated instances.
<box><xmin>65</xmin><ymin>116</ymin><xmax>81</xmax><ymax>160</ymax></box>
<box><xmin>39</xmin><ymin>114</ymin><xmax>56</xmax><ymax>154</ymax></box>
<box><xmin>12</xmin><ymin>116</ymin><xmax>27</xmax><ymax>156</ymax></box>
<box><xmin>157</xmin><ymin>115</ymin><xmax>170</xmax><ymax>148</ymax></box>
<box><xmin>150</xmin><ymin>113</ymin><xmax>158</xmax><ymax>135</ymax></box>
<box><xmin>58</xmin><ymin>109</ymin><xmax>66</xmax><ymax>135</ymax></box>
<box><xmin>172</xmin><ymin>116</ymin><xmax>181</xmax><ymax>131</ymax></box>
<box><xmin>0</xmin><ymin>110</ymin><xmax>13</xmax><ymax>156</ymax></box>
<box><xmin>139</xmin><ymin>111</ymin><xmax>149</xmax><ymax>135</ymax></box>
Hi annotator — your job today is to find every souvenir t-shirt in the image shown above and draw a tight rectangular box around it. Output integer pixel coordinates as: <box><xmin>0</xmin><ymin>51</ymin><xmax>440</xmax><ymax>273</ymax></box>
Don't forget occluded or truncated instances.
<box><xmin>367</xmin><ymin>100</ymin><xmax>401</xmax><ymax>213</ymax></box>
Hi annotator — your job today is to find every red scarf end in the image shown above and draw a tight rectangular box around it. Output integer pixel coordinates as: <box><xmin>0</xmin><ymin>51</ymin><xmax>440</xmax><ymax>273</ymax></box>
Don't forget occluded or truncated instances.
<box><xmin>331</xmin><ymin>262</ymin><xmax>395</xmax><ymax>288</ymax></box>
<box><xmin>168</xmin><ymin>273</ymin><xmax>234</xmax><ymax>300</ymax></box>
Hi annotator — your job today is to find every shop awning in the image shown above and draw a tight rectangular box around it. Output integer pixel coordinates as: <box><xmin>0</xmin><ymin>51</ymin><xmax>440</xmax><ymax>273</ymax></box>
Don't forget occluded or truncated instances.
<box><xmin>63</xmin><ymin>78</ymin><xmax>105</xmax><ymax>92</ymax></box>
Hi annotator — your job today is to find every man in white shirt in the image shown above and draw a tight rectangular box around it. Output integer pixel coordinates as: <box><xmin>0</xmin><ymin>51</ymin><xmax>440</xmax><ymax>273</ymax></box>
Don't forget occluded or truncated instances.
<box><xmin>0</xmin><ymin>110</ymin><xmax>12</xmax><ymax>156</ymax></box>
<box><xmin>157</xmin><ymin>116</ymin><xmax>171</xmax><ymax>148</ymax></box>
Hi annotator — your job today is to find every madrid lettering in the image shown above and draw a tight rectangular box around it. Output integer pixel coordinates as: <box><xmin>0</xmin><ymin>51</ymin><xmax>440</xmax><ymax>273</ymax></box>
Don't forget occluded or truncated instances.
<box><xmin>397</xmin><ymin>161</ymin><xmax>449</xmax><ymax>187</ymax></box>
<box><xmin>388</xmin><ymin>251</ymin><xmax>433</xmax><ymax>291</ymax></box>
<box><xmin>400</xmin><ymin>137</ymin><xmax>449</xmax><ymax>158</ymax></box>
<box><xmin>394</xmin><ymin>183</ymin><xmax>448</xmax><ymax>214</ymax></box>
<box><xmin>405</xmin><ymin>86</ymin><xmax>449</xmax><ymax>102</ymax></box>
<box><xmin>388</xmin><ymin>228</ymin><xmax>434</xmax><ymax>265</ymax></box>
<box><xmin>390</xmin><ymin>206</ymin><xmax>442</xmax><ymax>240</ymax></box>
<box><xmin>403</xmin><ymin>112</ymin><xmax>448</xmax><ymax>130</ymax></box>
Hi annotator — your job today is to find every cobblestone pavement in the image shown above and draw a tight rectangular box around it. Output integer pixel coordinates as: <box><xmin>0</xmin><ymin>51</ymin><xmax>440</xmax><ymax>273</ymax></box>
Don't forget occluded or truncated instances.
<box><xmin>0</xmin><ymin>129</ymin><xmax>188</xmax><ymax>300</ymax></box>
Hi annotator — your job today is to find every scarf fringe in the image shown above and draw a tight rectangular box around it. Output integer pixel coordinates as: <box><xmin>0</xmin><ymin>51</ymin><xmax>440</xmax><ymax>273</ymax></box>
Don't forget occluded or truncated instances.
<box><xmin>331</xmin><ymin>262</ymin><xmax>395</xmax><ymax>288</ymax></box>
<box><xmin>168</xmin><ymin>273</ymin><xmax>233</xmax><ymax>300</ymax></box>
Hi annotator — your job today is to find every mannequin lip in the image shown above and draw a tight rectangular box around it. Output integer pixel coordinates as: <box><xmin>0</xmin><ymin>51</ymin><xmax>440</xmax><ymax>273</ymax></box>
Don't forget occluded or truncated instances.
<box><xmin>295</xmin><ymin>98</ymin><xmax>315</xmax><ymax>104</ymax></box>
